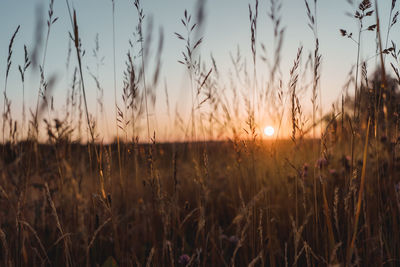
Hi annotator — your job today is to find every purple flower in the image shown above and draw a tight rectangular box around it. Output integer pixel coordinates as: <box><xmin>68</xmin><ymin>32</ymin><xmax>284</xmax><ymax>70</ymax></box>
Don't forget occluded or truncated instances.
<box><xmin>228</xmin><ymin>235</ymin><xmax>239</xmax><ymax>245</ymax></box>
<box><xmin>395</xmin><ymin>182</ymin><xmax>400</xmax><ymax>193</ymax></box>
<box><xmin>329</xmin><ymin>169</ymin><xmax>338</xmax><ymax>177</ymax></box>
<box><xmin>302</xmin><ymin>163</ymin><xmax>309</xmax><ymax>179</ymax></box>
<box><xmin>178</xmin><ymin>254</ymin><xmax>190</xmax><ymax>265</ymax></box>
<box><xmin>315</xmin><ymin>158</ymin><xmax>328</xmax><ymax>169</ymax></box>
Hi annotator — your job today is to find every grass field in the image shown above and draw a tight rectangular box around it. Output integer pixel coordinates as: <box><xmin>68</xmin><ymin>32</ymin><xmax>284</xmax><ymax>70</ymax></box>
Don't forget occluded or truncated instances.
<box><xmin>1</xmin><ymin>0</ymin><xmax>400</xmax><ymax>266</ymax></box>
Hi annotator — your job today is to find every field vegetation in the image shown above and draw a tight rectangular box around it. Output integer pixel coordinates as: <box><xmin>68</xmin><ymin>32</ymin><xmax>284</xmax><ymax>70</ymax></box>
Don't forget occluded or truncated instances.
<box><xmin>1</xmin><ymin>0</ymin><xmax>400</xmax><ymax>266</ymax></box>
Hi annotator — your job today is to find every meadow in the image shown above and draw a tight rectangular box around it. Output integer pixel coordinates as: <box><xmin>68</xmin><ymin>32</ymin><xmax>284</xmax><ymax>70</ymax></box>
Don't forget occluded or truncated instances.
<box><xmin>1</xmin><ymin>0</ymin><xmax>400</xmax><ymax>266</ymax></box>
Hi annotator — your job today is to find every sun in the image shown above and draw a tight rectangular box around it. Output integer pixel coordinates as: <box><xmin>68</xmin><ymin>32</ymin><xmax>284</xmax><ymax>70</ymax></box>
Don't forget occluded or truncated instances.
<box><xmin>264</xmin><ymin>126</ymin><xmax>275</xmax><ymax>136</ymax></box>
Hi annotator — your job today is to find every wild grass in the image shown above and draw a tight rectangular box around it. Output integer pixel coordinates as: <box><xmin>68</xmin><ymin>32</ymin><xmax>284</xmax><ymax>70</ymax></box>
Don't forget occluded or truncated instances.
<box><xmin>0</xmin><ymin>0</ymin><xmax>400</xmax><ymax>266</ymax></box>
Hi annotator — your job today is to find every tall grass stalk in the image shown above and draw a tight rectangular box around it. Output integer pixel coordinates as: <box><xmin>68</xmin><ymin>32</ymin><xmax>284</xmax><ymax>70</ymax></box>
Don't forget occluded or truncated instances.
<box><xmin>33</xmin><ymin>0</ymin><xmax>58</xmax><ymax>139</ymax></box>
<box><xmin>65</xmin><ymin>0</ymin><xmax>107</xmax><ymax>201</ymax></box>
<box><xmin>249</xmin><ymin>0</ymin><xmax>258</xmax><ymax>123</ymax></box>
<box><xmin>2</xmin><ymin>25</ymin><xmax>20</xmax><ymax>144</ymax></box>
<box><xmin>111</xmin><ymin>0</ymin><xmax>123</xmax><ymax>191</ymax></box>
<box><xmin>18</xmin><ymin>45</ymin><xmax>31</xmax><ymax>140</ymax></box>
<box><xmin>375</xmin><ymin>0</ymin><xmax>389</xmax><ymax>138</ymax></box>
<box><xmin>384</xmin><ymin>0</ymin><xmax>398</xmax><ymax>60</ymax></box>
<box><xmin>340</xmin><ymin>0</ymin><xmax>374</xmax><ymax>190</ymax></box>
<box><xmin>134</xmin><ymin>0</ymin><xmax>151</xmax><ymax>142</ymax></box>
<box><xmin>347</xmin><ymin>117</ymin><xmax>371</xmax><ymax>264</ymax></box>
<box><xmin>305</xmin><ymin>0</ymin><xmax>321</xmax><ymax>241</ymax></box>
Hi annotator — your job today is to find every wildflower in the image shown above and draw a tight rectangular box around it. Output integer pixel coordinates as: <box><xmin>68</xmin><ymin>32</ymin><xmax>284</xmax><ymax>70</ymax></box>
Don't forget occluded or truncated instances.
<box><xmin>178</xmin><ymin>254</ymin><xmax>190</xmax><ymax>265</ymax></box>
<box><xmin>342</xmin><ymin>155</ymin><xmax>351</xmax><ymax>172</ymax></box>
<box><xmin>329</xmin><ymin>169</ymin><xmax>338</xmax><ymax>178</ymax></box>
<box><xmin>315</xmin><ymin>158</ymin><xmax>328</xmax><ymax>169</ymax></box>
<box><xmin>395</xmin><ymin>182</ymin><xmax>400</xmax><ymax>194</ymax></box>
<box><xmin>228</xmin><ymin>235</ymin><xmax>239</xmax><ymax>245</ymax></box>
<box><xmin>302</xmin><ymin>163</ymin><xmax>309</xmax><ymax>179</ymax></box>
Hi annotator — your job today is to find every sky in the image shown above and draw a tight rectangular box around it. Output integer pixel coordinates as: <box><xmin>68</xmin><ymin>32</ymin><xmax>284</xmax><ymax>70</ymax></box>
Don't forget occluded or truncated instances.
<box><xmin>0</xmin><ymin>0</ymin><xmax>399</xmax><ymax>142</ymax></box>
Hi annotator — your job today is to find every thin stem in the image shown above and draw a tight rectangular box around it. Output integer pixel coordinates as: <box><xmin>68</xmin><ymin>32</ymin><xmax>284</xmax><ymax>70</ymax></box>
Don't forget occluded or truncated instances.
<box><xmin>383</xmin><ymin>1</ymin><xmax>394</xmax><ymax>62</ymax></box>
<box><xmin>112</xmin><ymin>0</ymin><xmax>123</xmax><ymax>189</ymax></box>
<box><xmin>141</xmin><ymin>41</ymin><xmax>151</xmax><ymax>142</ymax></box>
<box><xmin>354</xmin><ymin>26</ymin><xmax>361</xmax><ymax>121</ymax></box>
<box><xmin>22</xmin><ymin>82</ymin><xmax>25</xmax><ymax>139</ymax></box>
<box><xmin>350</xmin><ymin>24</ymin><xmax>362</xmax><ymax>177</ymax></box>
<box><xmin>33</xmin><ymin>0</ymin><xmax>57</xmax><ymax>141</ymax></box>
<box><xmin>189</xmin><ymin>67</ymin><xmax>196</xmax><ymax>141</ymax></box>
<box><xmin>2</xmin><ymin>79</ymin><xmax>8</xmax><ymax>144</ymax></box>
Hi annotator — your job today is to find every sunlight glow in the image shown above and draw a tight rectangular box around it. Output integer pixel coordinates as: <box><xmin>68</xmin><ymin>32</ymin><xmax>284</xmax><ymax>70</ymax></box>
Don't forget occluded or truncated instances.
<box><xmin>264</xmin><ymin>126</ymin><xmax>275</xmax><ymax>136</ymax></box>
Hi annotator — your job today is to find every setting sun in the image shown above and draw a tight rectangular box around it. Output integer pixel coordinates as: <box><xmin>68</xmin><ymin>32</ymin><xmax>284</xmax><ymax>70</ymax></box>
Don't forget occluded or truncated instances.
<box><xmin>264</xmin><ymin>126</ymin><xmax>275</xmax><ymax>136</ymax></box>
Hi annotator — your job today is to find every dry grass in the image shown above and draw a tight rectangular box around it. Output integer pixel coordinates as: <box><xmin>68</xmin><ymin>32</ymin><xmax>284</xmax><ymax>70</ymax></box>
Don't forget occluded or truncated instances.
<box><xmin>0</xmin><ymin>0</ymin><xmax>400</xmax><ymax>266</ymax></box>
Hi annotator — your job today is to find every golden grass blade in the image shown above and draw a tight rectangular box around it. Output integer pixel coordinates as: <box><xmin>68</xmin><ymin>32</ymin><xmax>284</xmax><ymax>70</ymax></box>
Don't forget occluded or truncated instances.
<box><xmin>347</xmin><ymin>117</ymin><xmax>371</xmax><ymax>264</ymax></box>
